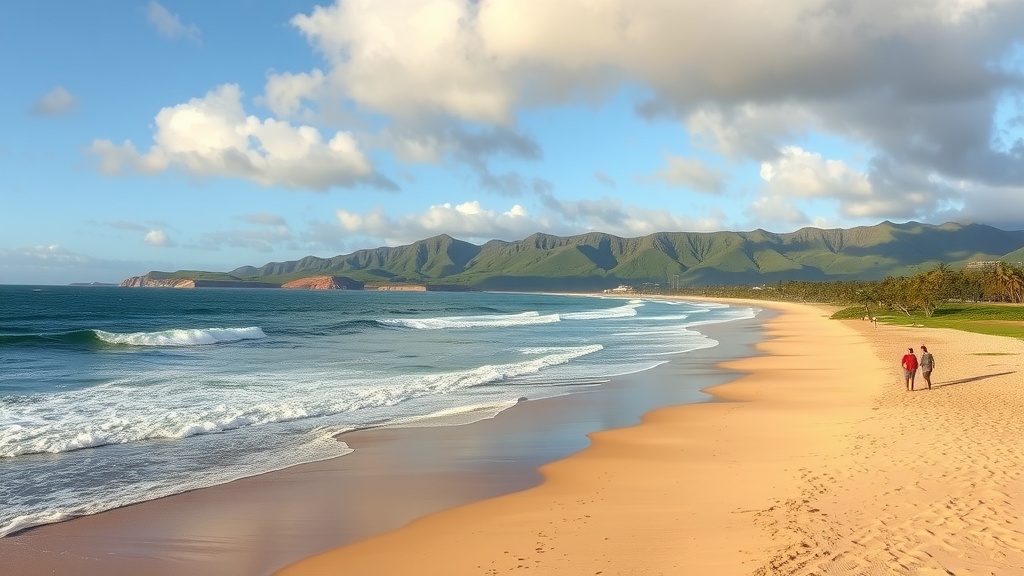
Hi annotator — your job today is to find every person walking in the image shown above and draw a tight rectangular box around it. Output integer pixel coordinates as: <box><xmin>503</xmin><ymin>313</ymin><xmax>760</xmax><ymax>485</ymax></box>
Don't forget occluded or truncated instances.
<box><xmin>920</xmin><ymin>345</ymin><xmax>935</xmax><ymax>390</ymax></box>
<box><xmin>901</xmin><ymin>347</ymin><xmax>919</xmax><ymax>391</ymax></box>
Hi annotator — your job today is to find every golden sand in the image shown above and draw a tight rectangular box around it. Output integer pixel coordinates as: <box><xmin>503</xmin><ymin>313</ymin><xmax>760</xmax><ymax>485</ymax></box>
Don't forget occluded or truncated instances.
<box><xmin>278</xmin><ymin>301</ymin><xmax>1024</xmax><ymax>575</ymax></box>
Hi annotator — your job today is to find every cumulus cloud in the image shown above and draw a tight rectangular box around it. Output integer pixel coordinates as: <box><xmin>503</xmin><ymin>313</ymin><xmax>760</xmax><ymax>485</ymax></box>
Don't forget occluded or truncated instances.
<box><xmin>146</xmin><ymin>1</ymin><xmax>201</xmax><ymax>44</ymax></box>
<box><xmin>268</xmin><ymin>0</ymin><xmax>1023</xmax><ymax>226</ymax></box>
<box><xmin>647</xmin><ymin>155</ymin><xmax>723</xmax><ymax>193</ymax></box>
<box><xmin>759</xmin><ymin>147</ymin><xmax>873</xmax><ymax>201</ymax></box>
<box><xmin>88</xmin><ymin>84</ymin><xmax>388</xmax><ymax>191</ymax></box>
<box><xmin>757</xmin><ymin>146</ymin><xmax>959</xmax><ymax>221</ymax></box>
<box><xmin>290</xmin><ymin>0</ymin><xmax>514</xmax><ymax>124</ymax></box>
<box><xmin>77</xmin><ymin>0</ymin><xmax>1024</xmax><ymax>230</ymax></box>
<box><xmin>30</xmin><ymin>86</ymin><xmax>77</xmax><ymax>117</ymax></box>
<box><xmin>260</xmin><ymin>70</ymin><xmax>326</xmax><ymax>119</ymax></box>
<box><xmin>144</xmin><ymin>229</ymin><xmax>173</xmax><ymax>247</ymax></box>
<box><xmin>335</xmin><ymin>197</ymin><xmax>725</xmax><ymax>246</ymax></box>
<box><xmin>336</xmin><ymin>200</ymin><xmax>537</xmax><ymax>244</ymax></box>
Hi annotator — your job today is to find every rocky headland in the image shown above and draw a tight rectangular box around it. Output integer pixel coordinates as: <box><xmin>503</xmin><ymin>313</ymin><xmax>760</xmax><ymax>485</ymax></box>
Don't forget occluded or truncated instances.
<box><xmin>119</xmin><ymin>276</ymin><xmax>280</xmax><ymax>289</ymax></box>
<box><xmin>120</xmin><ymin>276</ymin><xmax>196</xmax><ymax>288</ymax></box>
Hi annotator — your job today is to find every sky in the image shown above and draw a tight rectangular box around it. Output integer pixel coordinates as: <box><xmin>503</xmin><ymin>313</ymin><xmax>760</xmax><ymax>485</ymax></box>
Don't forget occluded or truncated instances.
<box><xmin>2</xmin><ymin>0</ymin><xmax>1023</xmax><ymax>285</ymax></box>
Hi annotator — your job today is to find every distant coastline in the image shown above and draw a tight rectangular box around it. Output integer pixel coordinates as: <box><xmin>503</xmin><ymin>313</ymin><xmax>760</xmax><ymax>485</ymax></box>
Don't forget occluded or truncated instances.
<box><xmin>112</xmin><ymin>221</ymin><xmax>1024</xmax><ymax>293</ymax></box>
<box><xmin>117</xmin><ymin>274</ymin><xmax>475</xmax><ymax>291</ymax></box>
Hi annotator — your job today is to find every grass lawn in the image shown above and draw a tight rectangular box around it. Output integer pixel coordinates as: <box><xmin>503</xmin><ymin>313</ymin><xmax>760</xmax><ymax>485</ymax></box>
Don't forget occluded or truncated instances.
<box><xmin>832</xmin><ymin>303</ymin><xmax>1024</xmax><ymax>341</ymax></box>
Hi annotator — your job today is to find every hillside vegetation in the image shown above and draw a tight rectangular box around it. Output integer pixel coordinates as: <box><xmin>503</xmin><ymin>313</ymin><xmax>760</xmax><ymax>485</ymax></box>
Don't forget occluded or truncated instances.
<box><xmin>681</xmin><ymin>263</ymin><xmax>1024</xmax><ymax>340</ymax></box>
<box><xmin>124</xmin><ymin>221</ymin><xmax>1024</xmax><ymax>291</ymax></box>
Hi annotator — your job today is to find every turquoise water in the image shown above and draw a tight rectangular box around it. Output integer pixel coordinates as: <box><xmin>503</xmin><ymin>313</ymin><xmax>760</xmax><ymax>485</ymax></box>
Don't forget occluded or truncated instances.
<box><xmin>0</xmin><ymin>286</ymin><xmax>754</xmax><ymax>537</ymax></box>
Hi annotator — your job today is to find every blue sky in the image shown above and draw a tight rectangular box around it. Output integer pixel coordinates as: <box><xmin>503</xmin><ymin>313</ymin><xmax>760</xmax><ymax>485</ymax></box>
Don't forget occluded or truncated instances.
<box><xmin>2</xmin><ymin>0</ymin><xmax>1023</xmax><ymax>285</ymax></box>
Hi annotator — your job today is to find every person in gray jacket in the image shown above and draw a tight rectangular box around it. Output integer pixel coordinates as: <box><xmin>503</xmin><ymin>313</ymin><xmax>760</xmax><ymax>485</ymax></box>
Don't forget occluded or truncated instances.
<box><xmin>920</xmin><ymin>345</ymin><xmax>935</xmax><ymax>389</ymax></box>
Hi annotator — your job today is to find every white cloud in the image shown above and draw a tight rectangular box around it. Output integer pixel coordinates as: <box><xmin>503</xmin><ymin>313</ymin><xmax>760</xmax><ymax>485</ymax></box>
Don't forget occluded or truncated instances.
<box><xmin>260</xmin><ymin>70</ymin><xmax>326</xmax><ymax>119</ymax></box>
<box><xmin>336</xmin><ymin>200</ymin><xmax>535</xmax><ymax>244</ymax></box>
<box><xmin>760</xmin><ymin>147</ymin><xmax>873</xmax><ymax>200</ymax></box>
<box><xmin>335</xmin><ymin>197</ymin><xmax>725</xmax><ymax>246</ymax></box>
<box><xmin>647</xmin><ymin>155</ymin><xmax>723</xmax><ymax>193</ymax></box>
<box><xmin>30</xmin><ymin>86</ymin><xmax>77</xmax><ymax>117</ymax></box>
<box><xmin>749</xmin><ymin>146</ymin><xmax>1024</xmax><ymax>226</ymax></box>
<box><xmin>291</xmin><ymin>0</ymin><xmax>515</xmax><ymax>124</ymax></box>
<box><xmin>272</xmin><ymin>0</ymin><xmax>1024</xmax><ymax>227</ymax></box>
<box><xmin>758</xmin><ymin>146</ymin><xmax>919</xmax><ymax>219</ymax></box>
<box><xmin>88</xmin><ymin>84</ymin><xmax>382</xmax><ymax>190</ymax></box>
<box><xmin>147</xmin><ymin>1</ymin><xmax>201</xmax><ymax>44</ymax></box>
<box><xmin>282</xmin><ymin>1</ymin><xmax>1022</xmax><ymax>127</ymax></box>
<box><xmin>144</xmin><ymin>229</ymin><xmax>173</xmax><ymax>246</ymax></box>
<box><xmin>684</xmin><ymin>104</ymin><xmax>817</xmax><ymax>161</ymax></box>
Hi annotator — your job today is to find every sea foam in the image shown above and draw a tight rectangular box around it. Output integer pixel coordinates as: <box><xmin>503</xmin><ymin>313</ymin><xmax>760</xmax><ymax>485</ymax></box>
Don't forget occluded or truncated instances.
<box><xmin>0</xmin><ymin>345</ymin><xmax>604</xmax><ymax>459</ymax></box>
<box><xmin>94</xmin><ymin>327</ymin><xmax>267</xmax><ymax>346</ymax></box>
<box><xmin>561</xmin><ymin>302</ymin><xmax>642</xmax><ymax>320</ymax></box>
<box><xmin>0</xmin><ymin>433</ymin><xmax>354</xmax><ymax>538</ymax></box>
<box><xmin>379</xmin><ymin>311</ymin><xmax>560</xmax><ymax>329</ymax></box>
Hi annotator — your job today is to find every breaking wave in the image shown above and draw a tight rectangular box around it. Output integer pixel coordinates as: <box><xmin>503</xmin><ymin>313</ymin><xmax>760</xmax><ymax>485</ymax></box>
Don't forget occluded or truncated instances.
<box><xmin>94</xmin><ymin>327</ymin><xmax>267</xmax><ymax>347</ymax></box>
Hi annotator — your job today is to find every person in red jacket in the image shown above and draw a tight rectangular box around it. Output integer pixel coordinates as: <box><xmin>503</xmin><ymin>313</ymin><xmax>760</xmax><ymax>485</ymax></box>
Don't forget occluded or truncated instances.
<box><xmin>901</xmin><ymin>347</ymin><xmax>919</xmax><ymax>391</ymax></box>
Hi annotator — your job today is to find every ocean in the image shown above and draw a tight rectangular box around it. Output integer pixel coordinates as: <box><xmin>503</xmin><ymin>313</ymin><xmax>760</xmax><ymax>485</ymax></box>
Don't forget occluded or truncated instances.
<box><xmin>0</xmin><ymin>285</ymin><xmax>755</xmax><ymax>538</ymax></box>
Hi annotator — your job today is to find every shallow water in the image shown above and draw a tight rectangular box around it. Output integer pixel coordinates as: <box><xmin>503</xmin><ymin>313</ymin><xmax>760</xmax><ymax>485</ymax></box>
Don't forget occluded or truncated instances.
<box><xmin>0</xmin><ymin>286</ymin><xmax>754</xmax><ymax>536</ymax></box>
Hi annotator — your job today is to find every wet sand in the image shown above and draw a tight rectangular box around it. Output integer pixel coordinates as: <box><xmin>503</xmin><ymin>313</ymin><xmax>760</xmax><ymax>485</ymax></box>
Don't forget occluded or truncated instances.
<box><xmin>0</xmin><ymin>305</ymin><xmax>766</xmax><ymax>575</ymax></box>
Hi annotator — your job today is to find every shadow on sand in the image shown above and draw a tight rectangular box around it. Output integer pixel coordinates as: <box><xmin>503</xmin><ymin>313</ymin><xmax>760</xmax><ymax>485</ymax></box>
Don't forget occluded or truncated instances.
<box><xmin>933</xmin><ymin>371</ymin><xmax>1016</xmax><ymax>389</ymax></box>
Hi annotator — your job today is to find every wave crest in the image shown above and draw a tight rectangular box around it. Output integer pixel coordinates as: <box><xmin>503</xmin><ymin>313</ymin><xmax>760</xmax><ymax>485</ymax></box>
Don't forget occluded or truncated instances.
<box><xmin>379</xmin><ymin>311</ymin><xmax>560</xmax><ymax>330</ymax></box>
<box><xmin>94</xmin><ymin>327</ymin><xmax>266</xmax><ymax>347</ymax></box>
<box><xmin>562</xmin><ymin>302</ymin><xmax>642</xmax><ymax>320</ymax></box>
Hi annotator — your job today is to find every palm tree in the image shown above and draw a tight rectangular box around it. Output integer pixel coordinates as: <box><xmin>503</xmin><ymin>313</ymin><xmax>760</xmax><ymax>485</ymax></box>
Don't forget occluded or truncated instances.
<box><xmin>994</xmin><ymin>262</ymin><xmax>1024</xmax><ymax>303</ymax></box>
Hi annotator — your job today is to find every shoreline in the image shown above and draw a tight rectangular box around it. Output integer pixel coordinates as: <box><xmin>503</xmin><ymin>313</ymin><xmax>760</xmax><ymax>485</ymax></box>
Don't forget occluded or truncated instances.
<box><xmin>278</xmin><ymin>299</ymin><xmax>1024</xmax><ymax>575</ymax></box>
<box><xmin>0</xmin><ymin>299</ymin><xmax>767</xmax><ymax>575</ymax></box>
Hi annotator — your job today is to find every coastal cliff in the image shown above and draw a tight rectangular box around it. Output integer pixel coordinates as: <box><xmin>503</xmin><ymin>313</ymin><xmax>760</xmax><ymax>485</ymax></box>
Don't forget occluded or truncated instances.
<box><xmin>120</xmin><ymin>275</ymin><xmax>280</xmax><ymax>289</ymax></box>
<box><xmin>281</xmin><ymin>276</ymin><xmax>364</xmax><ymax>290</ymax></box>
<box><xmin>371</xmin><ymin>284</ymin><xmax>427</xmax><ymax>291</ymax></box>
<box><xmin>120</xmin><ymin>276</ymin><xmax>195</xmax><ymax>288</ymax></box>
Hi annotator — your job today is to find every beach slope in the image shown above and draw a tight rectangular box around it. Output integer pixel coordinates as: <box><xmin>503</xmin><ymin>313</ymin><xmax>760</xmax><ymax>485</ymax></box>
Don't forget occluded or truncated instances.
<box><xmin>278</xmin><ymin>301</ymin><xmax>1024</xmax><ymax>575</ymax></box>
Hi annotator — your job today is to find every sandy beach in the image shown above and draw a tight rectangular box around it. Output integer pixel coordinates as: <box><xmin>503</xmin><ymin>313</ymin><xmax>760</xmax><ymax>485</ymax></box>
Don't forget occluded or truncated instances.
<box><xmin>3</xmin><ymin>299</ymin><xmax>1021</xmax><ymax>575</ymax></box>
<box><xmin>279</xmin><ymin>300</ymin><xmax>1024</xmax><ymax>575</ymax></box>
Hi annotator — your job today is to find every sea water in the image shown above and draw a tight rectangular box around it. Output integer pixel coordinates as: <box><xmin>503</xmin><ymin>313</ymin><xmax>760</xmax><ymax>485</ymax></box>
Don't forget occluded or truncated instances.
<box><xmin>0</xmin><ymin>286</ymin><xmax>755</xmax><ymax>537</ymax></box>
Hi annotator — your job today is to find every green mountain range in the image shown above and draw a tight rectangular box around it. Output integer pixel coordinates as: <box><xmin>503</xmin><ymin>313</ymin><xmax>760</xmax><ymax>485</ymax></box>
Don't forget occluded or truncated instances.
<box><xmin>125</xmin><ymin>221</ymin><xmax>1024</xmax><ymax>291</ymax></box>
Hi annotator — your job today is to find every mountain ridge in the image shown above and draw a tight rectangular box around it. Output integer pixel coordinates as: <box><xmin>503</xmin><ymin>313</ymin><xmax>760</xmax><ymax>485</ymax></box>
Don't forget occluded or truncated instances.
<box><xmin>123</xmin><ymin>221</ymin><xmax>1024</xmax><ymax>291</ymax></box>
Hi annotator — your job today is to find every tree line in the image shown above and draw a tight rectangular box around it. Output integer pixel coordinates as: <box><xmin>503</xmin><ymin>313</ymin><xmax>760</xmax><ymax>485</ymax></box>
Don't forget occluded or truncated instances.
<box><xmin>669</xmin><ymin>261</ymin><xmax>1024</xmax><ymax>317</ymax></box>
